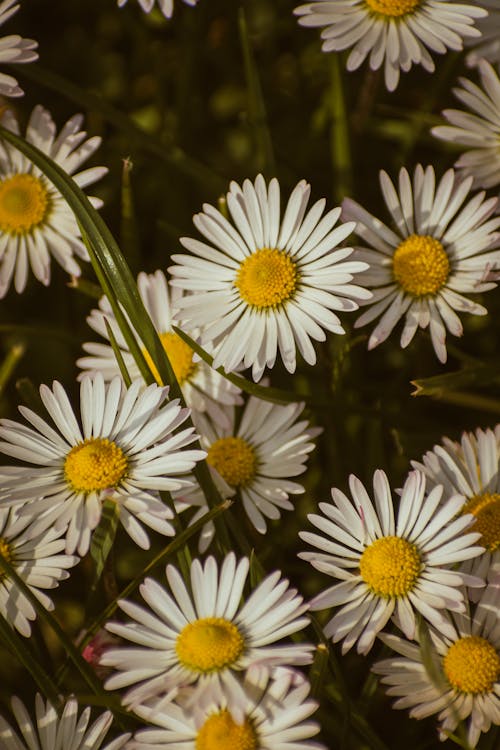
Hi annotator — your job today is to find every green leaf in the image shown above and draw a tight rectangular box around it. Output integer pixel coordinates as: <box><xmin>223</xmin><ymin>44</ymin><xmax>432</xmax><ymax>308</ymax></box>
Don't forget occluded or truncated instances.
<box><xmin>411</xmin><ymin>362</ymin><xmax>500</xmax><ymax>397</ymax></box>
<box><xmin>89</xmin><ymin>497</ymin><xmax>120</xmax><ymax>595</ymax></box>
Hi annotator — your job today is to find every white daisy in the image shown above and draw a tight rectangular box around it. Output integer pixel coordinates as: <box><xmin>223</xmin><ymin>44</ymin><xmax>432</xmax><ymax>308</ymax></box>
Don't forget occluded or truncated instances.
<box><xmin>342</xmin><ymin>164</ymin><xmax>500</xmax><ymax>363</ymax></box>
<box><xmin>0</xmin><ymin>503</ymin><xmax>77</xmax><ymax>636</ymax></box>
<box><xmin>432</xmin><ymin>61</ymin><xmax>500</xmax><ymax>190</ymax></box>
<box><xmin>129</xmin><ymin>671</ymin><xmax>325</xmax><ymax>750</ymax></box>
<box><xmin>169</xmin><ymin>174</ymin><xmax>370</xmax><ymax>382</ymax></box>
<box><xmin>0</xmin><ymin>694</ymin><xmax>130</xmax><ymax>750</ymax></box>
<box><xmin>117</xmin><ymin>0</ymin><xmax>199</xmax><ymax>19</ymax></box>
<box><xmin>0</xmin><ymin>104</ymin><xmax>107</xmax><ymax>296</ymax></box>
<box><xmin>0</xmin><ymin>373</ymin><xmax>206</xmax><ymax>555</ymax></box>
<box><xmin>299</xmin><ymin>469</ymin><xmax>484</xmax><ymax>655</ymax></box>
<box><xmin>465</xmin><ymin>0</ymin><xmax>500</xmax><ymax>69</ymax></box>
<box><xmin>101</xmin><ymin>552</ymin><xmax>313</xmax><ymax>706</ymax></box>
<box><xmin>188</xmin><ymin>395</ymin><xmax>319</xmax><ymax>545</ymax></box>
<box><xmin>293</xmin><ymin>0</ymin><xmax>486</xmax><ymax>93</ymax></box>
<box><xmin>373</xmin><ymin>582</ymin><xmax>500</xmax><ymax>748</ymax></box>
<box><xmin>77</xmin><ymin>270</ymin><xmax>242</xmax><ymax>429</ymax></box>
<box><xmin>0</xmin><ymin>0</ymin><xmax>37</xmax><ymax>98</ymax></box>
<box><xmin>412</xmin><ymin>425</ymin><xmax>500</xmax><ymax>584</ymax></box>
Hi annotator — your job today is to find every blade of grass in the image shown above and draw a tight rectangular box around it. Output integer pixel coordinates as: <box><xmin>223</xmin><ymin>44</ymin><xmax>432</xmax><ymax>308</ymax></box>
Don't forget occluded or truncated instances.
<box><xmin>104</xmin><ymin>318</ymin><xmax>133</xmax><ymax>388</ymax></box>
<box><xmin>329</xmin><ymin>54</ymin><xmax>353</xmax><ymax>203</ymax></box>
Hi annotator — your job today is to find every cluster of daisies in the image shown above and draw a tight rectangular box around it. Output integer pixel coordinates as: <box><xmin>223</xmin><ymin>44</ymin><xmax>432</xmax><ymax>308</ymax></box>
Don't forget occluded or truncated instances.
<box><xmin>1</xmin><ymin>0</ymin><xmax>500</xmax><ymax>749</ymax></box>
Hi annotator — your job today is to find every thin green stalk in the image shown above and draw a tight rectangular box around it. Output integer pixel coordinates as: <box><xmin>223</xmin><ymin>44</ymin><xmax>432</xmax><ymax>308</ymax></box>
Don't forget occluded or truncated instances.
<box><xmin>329</xmin><ymin>55</ymin><xmax>353</xmax><ymax>203</ymax></box>
<box><xmin>104</xmin><ymin>318</ymin><xmax>133</xmax><ymax>388</ymax></box>
<box><xmin>0</xmin><ymin>341</ymin><xmax>25</xmax><ymax>399</ymax></box>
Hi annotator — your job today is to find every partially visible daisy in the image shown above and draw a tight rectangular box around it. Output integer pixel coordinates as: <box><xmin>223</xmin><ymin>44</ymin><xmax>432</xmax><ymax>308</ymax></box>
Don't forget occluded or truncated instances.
<box><xmin>117</xmin><ymin>0</ymin><xmax>199</xmax><ymax>18</ymax></box>
<box><xmin>432</xmin><ymin>61</ymin><xmax>500</xmax><ymax>190</ymax></box>
<box><xmin>77</xmin><ymin>270</ymin><xmax>242</xmax><ymax>429</ymax></box>
<box><xmin>190</xmin><ymin>395</ymin><xmax>319</xmax><ymax>543</ymax></box>
<box><xmin>129</xmin><ymin>670</ymin><xmax>325</xmax><ymax>750</ymax></box>
<box><xmin>0</xmin><ymin>503</ymin><xmax>77</xmax><ymax>636</ymax></box>
<box><xmin>0</xmin><ymin>0</ymin><xmax>38</xmax><ymax>98</ymax></box>
<box><xmin>169</xmin><ymin>174</ymin><xmax>370</xmax><ymax>381</ymax></box>
<box><xmin>373</xmin><ymin>582</ymin><xmax>500</xmax><ymax>748</ymax></box>
<box><xmin>101</xmin><ymin>553</ymin><xmax>313</xmax><ymax>706</ymax></box>
<box><xmin>342</xmin><ymin>165</ymin><xmax>500</xmax><ymax>363</ymax></box>
<box><xmin>0</xmin><ymin>694</ymin><xmax>130</xmax><ymax>750</ymax></box>
<box><xmin>293</xmin><ymin>0</ymin><xmax>486</xmax><ymax>93</ymax></box>
<box><xmin>0</xmin><ymin>105</ymin><xmax>107</xmax><ymax>296</ymax></box>
<box><xmin>0</xmin><ymin>374</ymin><xmax>206</xmax><ymax>555</ymax></box>
<box><xmin>299</xmin><ymin>469</ymin><xmax>484</xmax><ymax>655</ymax></box>
<box><xmin>413</xmin><ymin>425</ymin><xmax>500</xmax><ymax>583</ymax></box>
<box><xmin>466</xmin><ymin>0</ymin><xmax>500</xmax><ymax>69</ymax></box>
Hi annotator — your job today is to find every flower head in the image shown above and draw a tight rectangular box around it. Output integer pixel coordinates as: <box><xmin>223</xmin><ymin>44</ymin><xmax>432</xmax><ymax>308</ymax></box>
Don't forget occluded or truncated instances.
<box><xmin>294</xmin><ymin>0</ymin><xmax>486</xmax><ymax>92</ymax></box>
<box><xmin>342</xmin><ymin>164</ymin><xmax>500</xmax><ymax>362</ymax></box>
<box><xmin>300</xmin><ymin>469</ymin><xmax>484</xmax><ymax>654</ymax></box>
<box><xmin>169</xmin><ymin>174</ymin><xmax>370</xmax><ymax>381</ymax></box>
<box><xmin>465</xmin><ymin>0</ymin><xmax>500</xmax><ymax>69</ymax></box>
<box><xmin>117</xmin><ymin>0</ymin><xmax>199</xmax><ymax>18</ymax></box>
<box><xmin>0</xmin><ymin>374</ymin><xmax>206</xmax><ymax>555</ymax></box>
<box><xmin>0</xmin><ymin>105</ymin><xmax>106</xmax><ymax>296</ymax></box>
<box><xmin>0</xmin><ymin>0</ymin><xmax>37</xmax><ymax>98</ymax></box>
<box><xmin>101</xmin><ymin>553</ymin><xmax>313</xmax><ymax>706</ymax></box>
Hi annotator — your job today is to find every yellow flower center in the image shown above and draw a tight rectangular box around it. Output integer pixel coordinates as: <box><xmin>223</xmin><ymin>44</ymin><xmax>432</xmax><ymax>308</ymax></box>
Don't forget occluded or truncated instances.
<box><xmin>64</xmin><ymin>437</ymin><xmax>128</xmax><ymax>493</ymax></box>
<box><xmin>359</xmin><ymin>535</ymin><xmax>421</xmax><ymax>598</ymax></box>
<box><xmin>235</xmin><ymin>248</ymin><xmax>298</xmax><ymax>309</ymax></box>
<box><xmin>206</xmin><ymin>436</ymin><xmax>257</xmax><ymax>488</ymax></box>
<box><xmin>0</xmin><ymin>173</ymin><xmax>50</xmax><ymax>235</ymax></box>
<box><xmin>196</xmin><ymin>710</ymin><xmax>257</xmax><ymax>750</ymax></box>
<box><xmin>176</xmin><ymin>617</ymin><xmax>245</xmax><ymax>673</ymax></box>
<box><xmin>392</xmin><ymin>235</ymin><xmax>450</xmax><ymax>297</ymax></box>
<box><xmin>364</xmin><ymin>0</ymin><xmax>421</xmax><ymax>17</ymax></box>
<box><xmin>461</xmin><ymin>492</ymin><xmax>500</xmax><ymax>552</ymax></box>
<box><xmin>0</xmin><ymin>538</ymin><xmax>13</xmax><ymax>581</ymax></box>
<box><xmin>142</xmin><ymin>331</ymin><xmax>197</xmax><ymax>386</ymax></box>
<box><xmin>443</xmin><ymin>636</ymin><xmax>500</xmax><ymax>694</ymax></box>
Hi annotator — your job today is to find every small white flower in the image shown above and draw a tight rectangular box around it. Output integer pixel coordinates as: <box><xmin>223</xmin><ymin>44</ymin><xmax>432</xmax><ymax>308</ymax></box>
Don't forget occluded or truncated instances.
<box><xmin>0</xmin><ymin>105</ymin><xmax>106</xmax><ymax>296</ymax></box>
<box><xmin>0</xmin><ymin>694</ymin><xmax>130</xmax><ymax>750</ymax></box>
<box><xmin>300</xmin><ymin>469</ymin><xmax>484</xmax><ymax>655</ymax></box>
<box><xmin>0</xmin><ymin>374</ymin><xmax>206</xmax><ymax>555</ymax></box>
<box><xmin>101</xmin><ymin>553</ymin><xmax>313</xmax><ymax>706</ymax></box>
<box><xmin>466</xmin><ymin>0</ymin><xmax>500</xmax><ymax>69</ymax></box>
<box><xmin>0</xmin><ymin>503</ymin><xmax>77</xmax><ymax>636</ymax></box>
<box><xmin>0</xmin><ymin>0</ymin><xmax>37</xmax><ymax>98</ymax></box>
<box><xmin>77</xmin><ymin>270</ymin><xmax>242</xmax><ymax>429</ymax></box>
<box><xmin>169</xmin><ymin>174</ymin><xmax>370</xmax><ymax>381</ymax></box>
<box><xmin>293</xmin><ymin>0</ymin><xmax>486</xmax><ymax>92</ymax></box>
<box><xmin>373</xmin><ymin>582</ymin><xmax>500</xmax><ymax>748</ymax></box>
<box><xmin>342</xmin><ymin>164</ymin><xmax>500</xmax><ymax>362</ymax></box>
<box><xmin>432</xmin><ymin>61</ymin><xmax>500</xmax><ymax>190</ymax></box>
<box><xmin>117</xmin><ymin>0</ymin><xmax>199</xmax><ymax>19</ymax></box>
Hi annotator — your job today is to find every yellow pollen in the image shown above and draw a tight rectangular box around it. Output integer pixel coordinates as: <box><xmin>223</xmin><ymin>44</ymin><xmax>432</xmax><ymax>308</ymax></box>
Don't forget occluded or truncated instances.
<box><xmin>443</xmin><ymin>636</ymin><xmax>500</xmax><ymax>694</ymax></box>
<box><xmin>461</xmin><ymin>492</ymin><xmax>500</xmax><ymax>552</ymax></box>
<box><xmin>235</xmin><ymin>248</ymin><xmax>298</xmax><ymax>309</ymax></box>
<box><xmin>196</xmin><ymin>710</ymin><xmax>257</xmax><ymax>750</ymax></box>
<box><xmin>206</xmin><ymin>436</ymin><xmax>257</xmax><ymax>488</ymax></box>
<box><xmin>0</xmin><ymin>538</ymin><xmax>12</xmax><ymax>582</ymax></box>
<box><xmin>0</xmin><ymin>173</ymin><xmax>50</xmax><ymax>235</ymax></box>
<box><xmin>359</xmin><ymin>536</ymin><xmax>421</xmax><ymax>598</ymax></box>
<box><xmin>142</xmin><ymin>331</ymin><xmax>197</xmax><ymax>385</ymax></box>
<box><xmin>64</xmin><ymin>437</ymin><xmax>128</xmax><ymax>494</ymax></box>
<box><xmin>364</xmin><ymin>0</ymin><xmax>421</xmax><ymax>17</ymax></box>
<box><xmin>392</xmin><ymin>235</ymin><xmax>450</xmax><ymax>297</ymax></box>
<box><xmin>176</xmin><ymin>617</ymin><xmax>245</xmax><ymax>673</ymax></box>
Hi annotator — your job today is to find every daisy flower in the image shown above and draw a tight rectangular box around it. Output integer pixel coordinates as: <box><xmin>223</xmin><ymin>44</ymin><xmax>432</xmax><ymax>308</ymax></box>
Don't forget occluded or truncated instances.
<box><xmin>0</xmin><ymin>694</ymin><xmax>130</xmax><ymax>750</ymax></box>
<box><xmin>465</xmin><ymin>0</ymin><xmax>500</xmax><ymax>69</ymax></box>
<box><xmin>129</xmin><ymin>671</ymin><xmax>325</xmax><ymax>750</ymax></box>
<box><xmin>117</xmin><ymin>0</ymin><xmax>199</xmax><ymax>19</ymax></box>
<box><xmin>189</xmin><ymin>395</ymin><xmax>319</xmax><ymax>543</ymax></box>
<box><xmin>101</xmin><ymin>553</ymin><xmax>313</xmax><ymax>706</ymax></box>
<box><xmin>342</xmin><ymin>165</ymin><xmax>500</xmax><ymax>363</ymax></box>
<box><xmin>299</xmin><ymin>469</ymin><xmax>484</xmax><ymax>655</ymax></box>
<box><xmin>169</xmin><ymin>174</ymin><xmax>370</xmax><ymax>382</ymax></box>
<box><xmin>0</xmin><ymin>105</ymin><xmax>107</xmax><ymax>296</ymax></box>
<box><xmin>0</xmin><ymin>0</ymin><xmax>37</xmax><ymax>98</ymax></box>
<box><xmin>77</xmin><ymin>270</ymin><xmax>242</xmax><ymax>429</ymax></box>
<box><xmin>432</xmin><ymin>61</ymin><xmax>500</xmax><ymax>190</ymax></box>
<box><xmin>412</xmin><ymin>425</ymin><xmax>500</xmax><ymax>583</ymax></box>
<box><xmin>373</xmin><ymin>582</ymin><xmax>500</xmax><ymax>748</ymax></box>
<box><xmin>0</xmin><ymin>503</ymin><xmax>77</xmax><ymax>636</ymax></box>
<box><xmin>293</xmin><ymin>0</ymin><xmax>486</xmax><ymax>93</ymax></box>
<box><xmin>0</xmin><ymin>374</ymin><xmax>206</xmax><ymax>555</ymax></box>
